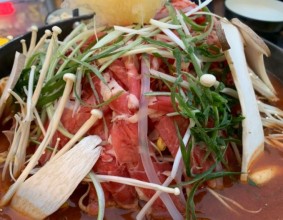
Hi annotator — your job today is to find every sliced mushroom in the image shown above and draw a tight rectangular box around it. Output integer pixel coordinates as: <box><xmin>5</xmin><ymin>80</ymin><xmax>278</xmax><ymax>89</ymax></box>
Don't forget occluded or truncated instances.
<box><xmin>11</xmin><ymin>135</ymin><xmax>102</xmax><ymax>219</ymax></box>
<box><xmin>231</xmin><ymin>18</ymin><xmax>276</xmax><ymax>95</ymax></box>
<box><xmin>220</xmin><ymin>19</ymin><xmax>264</xmax><ymax>181</ymax></box>
<box><xmin>248</xmin><ymin>66</ymin><xmax>278</xmax><ymax>101</ymax></box>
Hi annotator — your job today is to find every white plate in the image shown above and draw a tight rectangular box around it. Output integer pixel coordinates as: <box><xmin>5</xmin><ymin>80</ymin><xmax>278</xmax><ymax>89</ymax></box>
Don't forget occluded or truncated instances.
<box><xmin>225</xmin><ymin>0</ymin><xmax>283</xmax><ymax>22</ymax></box>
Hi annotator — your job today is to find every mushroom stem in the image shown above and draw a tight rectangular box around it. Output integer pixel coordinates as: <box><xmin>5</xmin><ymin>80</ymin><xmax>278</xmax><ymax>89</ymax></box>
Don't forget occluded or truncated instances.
<box><xmin>0</xmin><ymin>73</ymin><xmax>75</xmax><ymax>206</ymax></box>
<box><xmin>27</xmin><ymin>26</ymin><xmax>38</xmax><ymax>57</ymax></box>
<box><xmin>20</xmin><ymin>40</ymin><xmax>27</xmax><ymax>55</ymax></box>
<box><xmin>8</xmin><ymin>90</ymin><xmax>25</xmax><ymax>111</ymax></box>
<box><xmin>220</xmin><ymin>20</ymin><xmax>264</xmax><ymax>181</ymax></box>
<box><xmin>32</xmin><ymin>30</ymin><xmax>52</xmax><ymax>54</ymax></box>
<box><xmin>32</xmin><ymin>26</ymin><xmax>62</xmax><ymax>106</ymax></box>
<box><xmin>12</xmin><ymin>122</ymin><xmax>31</xmax><ymax>177</ymax></box>
<box><xmin>231</xmin><ymin>18</ymin><xmax>276</xmax><ymax>94</ymax></box>
<box><xmin>50</xmin><ymin>138</ymin><xmax>60</xmax><ymax>159</ymax></box>
<box><xmin>34</xmin><ymin>108</ymin><xmax>46</xmax><ymax>136</ymax></box>
<box><xmin>95</xmin><ymin>175</ymin><xmax>180</xmax><ymax>195</ymax></box>
<box><xmin>2</xmin><ymin>118</ymin><xmax>20</xmax><ymax>180</ymax></box>
<box><xmin>51</xmin><ymin>109</ymin><xmax>103</xmax><ymax>161</ymax></box>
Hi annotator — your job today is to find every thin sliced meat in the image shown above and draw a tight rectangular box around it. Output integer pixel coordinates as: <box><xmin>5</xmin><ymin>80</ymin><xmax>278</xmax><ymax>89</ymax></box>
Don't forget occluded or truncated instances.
<box><xmin>92</xmin><ymin>150</ymin><xmax>138</xmax><ymax>210</ymax></box>
<box><xmin>148</xmin><ymin>96</ymin><xmax>175</xmax><ymax>113</ymax></box>
<box><xmin>109</xmin><ymin>59</ymin><xmax>129</xmax><ymax>88</ymax></box>
<box><xmin>110</xmin><ymin>120</ymin><xmax>139</xmax><ymax>164</ymax></box>
<box><xmin>123</xmin><ymin>56</ymin><xmax>141</xmax><ymax>100</ymax></box>
<box><xmin>155</xmin><ymin>116</ymin><xmax>189</xmax><ymax>157</ymax></box>
<box><xmin>191</xmin><ymin>144</ymin><xmax>214</xmax><ymax>175</ymax></box>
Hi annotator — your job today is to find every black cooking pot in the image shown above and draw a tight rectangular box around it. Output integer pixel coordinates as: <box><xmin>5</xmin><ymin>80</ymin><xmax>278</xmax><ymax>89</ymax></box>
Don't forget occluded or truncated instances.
<box><xmin>263</xmin><ymin>40</ymin><xmax>283</xmax><ymax>83</ymax></box>
<box><xmin>0</xmin><ymin>14</ymin><xmax>282</xmax><ymax>82</ymax></box>
<box><xmin>0</xmin><ymin>14</ymin><xmax>93</xmax><ymax>77</ymax></box>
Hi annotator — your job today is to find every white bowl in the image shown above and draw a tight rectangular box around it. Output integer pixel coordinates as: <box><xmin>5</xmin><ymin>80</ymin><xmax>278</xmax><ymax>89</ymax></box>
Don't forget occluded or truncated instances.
<box><xmin>225</xmin><ymin>0</ymin><xmax>283</xmax><ymax>33</ymax></box>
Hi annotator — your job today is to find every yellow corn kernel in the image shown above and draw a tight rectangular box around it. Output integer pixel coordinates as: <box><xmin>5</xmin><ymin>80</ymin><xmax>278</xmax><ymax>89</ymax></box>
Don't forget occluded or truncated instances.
<box><xmin>0</xmin><ymin>37</ymin><xmax>9</xmax><ymax>46</ymax></box>
<box><xmin>157</xmin><ymin>137</ymin><xmax>166</xmax><ymax>151</ymax></box>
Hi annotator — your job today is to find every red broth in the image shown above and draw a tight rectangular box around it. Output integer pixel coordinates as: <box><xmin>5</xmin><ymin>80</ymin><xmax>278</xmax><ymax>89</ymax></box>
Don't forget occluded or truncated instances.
<box><xmin>1</xmin><ymin>76</ymin><xmax>283</xmax><ymax>219</ymax></box>
<box><xmin>195</xmin><ymin>74</ymin><xmax>283</xmax><ymax>220</ymax></box>
<box><xmin>195</xmin><ymin>145</ymin><xmax>283</xmax><ymax>220</ymax></box>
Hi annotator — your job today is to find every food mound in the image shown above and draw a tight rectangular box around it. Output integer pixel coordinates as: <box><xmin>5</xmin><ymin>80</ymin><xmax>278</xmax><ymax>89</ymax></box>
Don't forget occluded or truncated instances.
<box><xmin>0</xmin><ymin>0</ymin><xmax>282</xmax><ymax>219</ymax></box>
<box><xmin>61</xmin><ymin>0</ymin><xmax>167</xmax><ymax>25</ymax></box>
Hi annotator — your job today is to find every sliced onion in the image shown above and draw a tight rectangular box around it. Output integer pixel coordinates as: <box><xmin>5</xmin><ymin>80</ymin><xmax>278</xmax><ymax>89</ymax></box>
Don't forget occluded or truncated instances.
<box><xmin>138</xmin><ymin>56</ymin><xmax>182</xmax><ymax>219</ymax></box>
